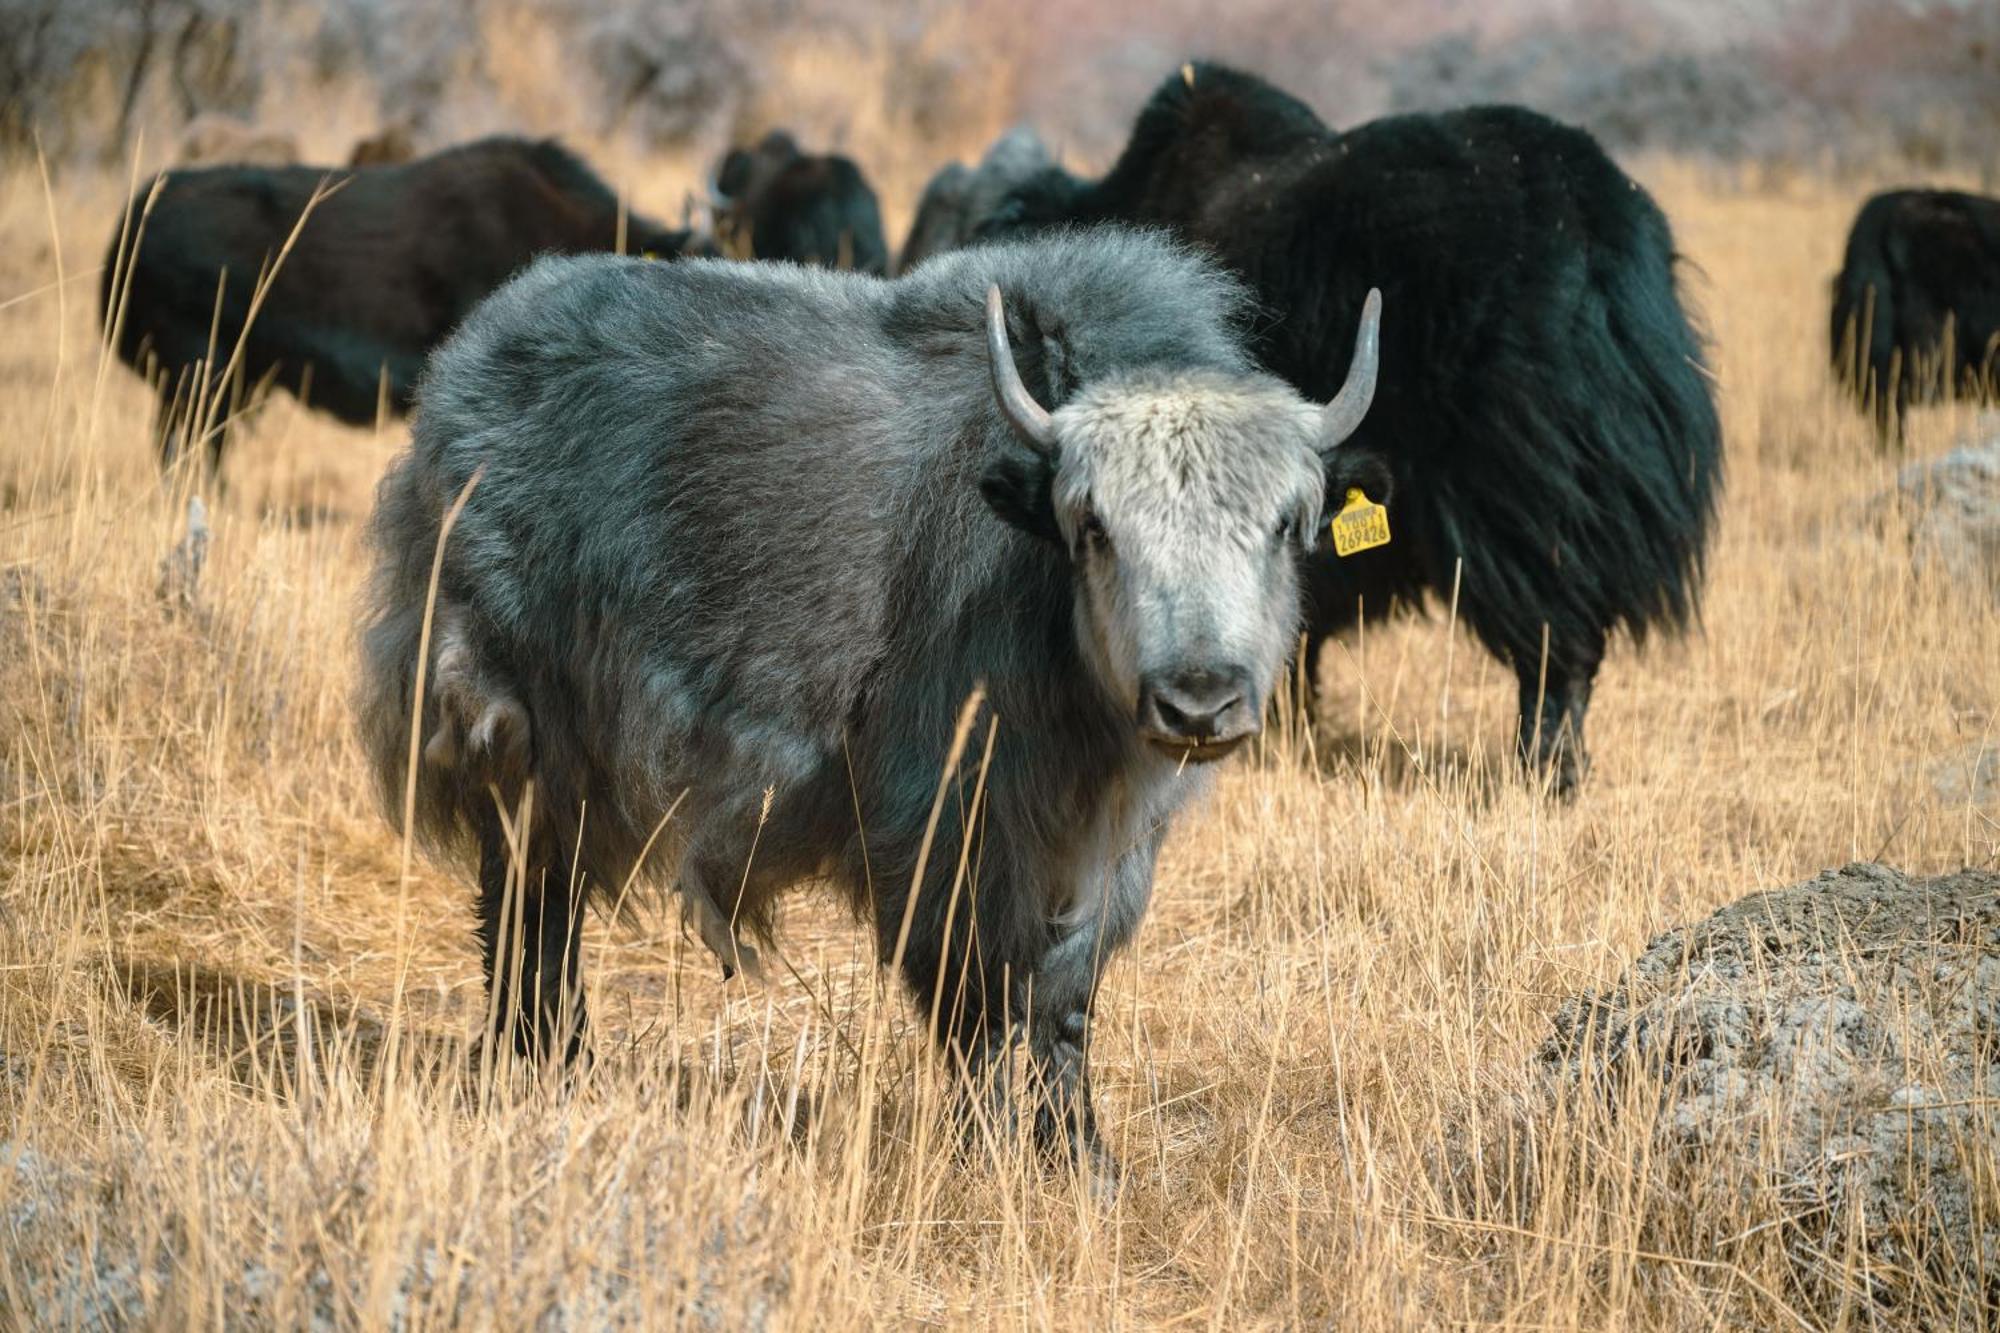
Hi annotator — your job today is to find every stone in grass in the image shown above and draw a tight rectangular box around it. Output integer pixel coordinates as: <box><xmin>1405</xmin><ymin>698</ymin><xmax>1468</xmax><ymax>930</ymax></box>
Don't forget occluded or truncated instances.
<box><xmin>1931</xmin><ymin>743</ymin><xmax>1999</xmax><ymax>809</ymax></box>
<box><xmin>1537</xmin><ymin>862</ymin><xmax>1998</xmax><ymax>1327</ymax></box>
<box><xmin>1885</xmin><ymin>417</ymin><xmax>2000</xmax><ymax>599</ymax></box>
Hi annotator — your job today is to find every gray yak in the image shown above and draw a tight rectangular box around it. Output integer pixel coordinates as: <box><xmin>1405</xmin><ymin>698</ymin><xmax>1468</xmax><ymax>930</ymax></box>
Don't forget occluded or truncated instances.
<box><xmin>357</xmin><ymin>231</ymin><xmax>1381</xmax><ymax>1174</ymax></box>
<box><xmin>897</xmin><ymin>126</ymin><xmax>1058</xmax><ymax>275</ymax></box>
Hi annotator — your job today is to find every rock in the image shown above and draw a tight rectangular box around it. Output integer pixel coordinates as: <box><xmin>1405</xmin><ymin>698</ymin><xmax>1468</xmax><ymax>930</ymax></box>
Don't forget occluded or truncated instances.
<box><xmin>155</xmin><ymin>495</ymin><xmax>209</xmax><ymax>611</ymax></box>
<box><xmin>1933</xmin><ymin>743</ymin><xmax>2000</xmax><ymax>808</ymax></box>
<box><xmin>1535</xmin><ymin>863</ymin><xmax>1999</xmax><ymax>1325</ymax></box>
<box><xmin>1891</xmin><ymin>419</ymin><xmax>2000</xmax><ymax>599</ymax></box>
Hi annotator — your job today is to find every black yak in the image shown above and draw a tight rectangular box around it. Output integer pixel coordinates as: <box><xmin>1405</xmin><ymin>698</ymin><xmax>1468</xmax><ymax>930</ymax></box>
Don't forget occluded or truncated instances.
<box><xmin>897</xmin><ymin>126</ymin><xmax>1057</xmax><ymax>275</ymax></box>
<box><xmin>973</xmin><ymin>64</ymin><xmax>1723</xmax><ymax>795</ymax></box>
<box><xmin>712</xmin><ymin>130</ymin><xmax>888</xmax><ymax>273</ymax></box>
<box><xmin>102</xmin><ymin>136</ymin><xmax>710</xmax><ymax>475</ymax></box>
<box><xmin>1830</xmin><ymin>189</ymin><xmax>2000</xmax><ymax>444</ymax></box>
<box><xmin>356</xmin><ymin>231</ymin><xmax>1382</xmax><ymax>1174</ymax></box>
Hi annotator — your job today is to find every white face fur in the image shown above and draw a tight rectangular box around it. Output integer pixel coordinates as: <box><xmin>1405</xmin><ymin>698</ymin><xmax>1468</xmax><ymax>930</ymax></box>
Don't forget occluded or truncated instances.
<box><xmin>1047</xmin><ymin>369</ymin><xmax>1331</xmax><ymax>725</ymax></box>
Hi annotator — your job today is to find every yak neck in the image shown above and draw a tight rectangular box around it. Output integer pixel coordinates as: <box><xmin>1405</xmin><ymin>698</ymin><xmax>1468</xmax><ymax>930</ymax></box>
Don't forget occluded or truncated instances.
<box><xmin>858</xmin><ymin>513</ymin><xmax>1145</xmax><ymax>866</ymax></box>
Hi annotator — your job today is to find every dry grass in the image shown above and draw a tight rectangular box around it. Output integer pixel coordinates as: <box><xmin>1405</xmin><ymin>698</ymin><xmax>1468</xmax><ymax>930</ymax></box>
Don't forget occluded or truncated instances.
<box><xmin>2</xmin><ymin>89</ymin><xmax>1998</xmax><ymax>1331</ymax></box>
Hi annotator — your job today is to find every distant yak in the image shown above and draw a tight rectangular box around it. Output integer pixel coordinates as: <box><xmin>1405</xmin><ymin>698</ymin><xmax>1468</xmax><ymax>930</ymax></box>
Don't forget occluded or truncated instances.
<box><xmin>103</xmin><ymin>136</ymin><xmax>710</xmax><ymax>475</ymax></box>
<box><xmin>971</xmin><ymin>64</ymin><xmax>1724</xmax><ymax>795</ymax></box>
<box><xmin>358</xmin><ymin>232</ymin><xmax>1382</xmax><ymax>1171</ymax></box>
<box><xmin>897</xmin><ymin>126</ymin><xmax>1057</xmax><ymax>275</ymax></box>
<box><xmin>1831</xmin><ymin>189</ymin><xmax>2000</xmax><ymax>444</ymax></box>
<box><xmin>712</xmin><ymin>130</ymin><xmax>888</xmax><ymax>274</ymax></box>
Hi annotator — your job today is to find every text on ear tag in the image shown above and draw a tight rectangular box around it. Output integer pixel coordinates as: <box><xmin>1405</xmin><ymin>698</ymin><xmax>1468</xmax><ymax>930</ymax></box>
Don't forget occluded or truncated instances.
<box><xmin>1330</xmin><ymin>488</ymin><xmax>1390</xmax><ymax>557</ymax></box>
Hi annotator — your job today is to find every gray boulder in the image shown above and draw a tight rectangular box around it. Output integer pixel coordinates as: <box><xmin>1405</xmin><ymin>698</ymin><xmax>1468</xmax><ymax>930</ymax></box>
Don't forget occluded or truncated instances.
<box><xmin>1537</xmin><ymin>862</ymin><xmax>1999</xmax><ymax>1325</ymax></box>
<box><xmin>1891</xmin><ymin>418</ymin><xmax>2000</xmax><ymax>599</ymax></box>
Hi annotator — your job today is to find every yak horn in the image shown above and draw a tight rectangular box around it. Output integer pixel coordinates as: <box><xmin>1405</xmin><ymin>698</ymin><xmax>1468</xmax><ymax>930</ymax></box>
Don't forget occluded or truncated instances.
<box><xmin>986</xmin><ymin>285</ymin><xmax>1056</xmax><ymax>455</ymax></box>
<box><xmin>1319</xmin><ymin>288</ymin><xmax>1382</xmax><ymax>452</ymax></box>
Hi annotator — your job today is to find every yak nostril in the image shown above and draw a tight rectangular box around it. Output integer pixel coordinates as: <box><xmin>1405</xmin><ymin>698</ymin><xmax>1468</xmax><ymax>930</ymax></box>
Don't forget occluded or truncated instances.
<box><xmin>1147</xmin><ymin>670</ymin><xmax>1248</xmax><ymax>741</ymax></box>
<box><xmin>1154</xmin><ymin>694</ymin><xmax>1197</xmax><ymax>734</ymax></box>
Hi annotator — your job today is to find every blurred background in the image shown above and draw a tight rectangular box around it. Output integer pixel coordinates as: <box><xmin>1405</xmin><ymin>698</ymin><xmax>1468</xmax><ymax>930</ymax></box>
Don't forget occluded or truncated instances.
<box><xmin>7</xmin><ymin>0</ymin><xmax>1998</xmax><ymax>183</ymax></box>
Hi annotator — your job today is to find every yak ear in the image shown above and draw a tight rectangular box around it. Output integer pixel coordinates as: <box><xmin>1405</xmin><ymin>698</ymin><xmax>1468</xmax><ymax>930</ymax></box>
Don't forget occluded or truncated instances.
<box><xmin>1322</xmin><ymin>445</ymin><xmax>1395</xmax><ymax>512</ymax></box>
<box><xmin>979</xmin><ymin>453</ymin><xmax>1062</xmax><ymax>543</ymax></box>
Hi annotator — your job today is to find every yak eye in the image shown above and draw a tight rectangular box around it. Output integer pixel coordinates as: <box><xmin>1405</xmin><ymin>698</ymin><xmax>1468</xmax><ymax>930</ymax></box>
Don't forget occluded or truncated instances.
<box><xmin>1077</xmin><ymin>510</ymin><xmax>1110</xmax><ymax>555</ymax></box>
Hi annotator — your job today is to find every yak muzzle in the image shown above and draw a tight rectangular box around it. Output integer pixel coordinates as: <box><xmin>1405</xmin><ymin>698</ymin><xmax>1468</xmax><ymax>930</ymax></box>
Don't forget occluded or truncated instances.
<box><xmin>1138</xmin><ymin>666</ymin><xmax>1257</xmax><ymax>762</ymax></box>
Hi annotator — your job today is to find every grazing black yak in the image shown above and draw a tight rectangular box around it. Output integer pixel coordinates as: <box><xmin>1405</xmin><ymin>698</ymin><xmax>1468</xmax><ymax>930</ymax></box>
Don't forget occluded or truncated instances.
<box><xmin>102</xmin><ymin>136</ymin><xmax>709</xmax><ymax>475</ymax></box>
<box><xmin>1831</xmin><ymin>189</ymin><xmax>2000</xmax><ymax>445</ymax></box>
<box><xmin>357</xmin><ymin>232</ymin><xmax>1382</xmax><ymax>1171</ymax></box>
<box><xmin>974</xmin><ymin>64</ymin><xmax>1724</xmax><ymax>795</ymax></box>
<box><xmin>712</xmin><ymin>130</ymin><xmax>888</xmax><ymax>273</ymax></box>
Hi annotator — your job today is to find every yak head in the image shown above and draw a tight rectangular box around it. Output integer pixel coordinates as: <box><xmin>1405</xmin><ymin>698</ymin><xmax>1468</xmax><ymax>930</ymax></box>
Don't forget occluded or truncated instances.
<box><xmin>980</xmin><ymin>285</ymin><xmax>1383</xmax><ymax>762</ymax></box>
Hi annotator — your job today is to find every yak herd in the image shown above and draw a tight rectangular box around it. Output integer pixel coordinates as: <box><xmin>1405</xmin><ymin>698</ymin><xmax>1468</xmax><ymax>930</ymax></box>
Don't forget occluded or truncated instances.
<box><xmin>100</xmin><ymin>63</ymin><xmax>1999</xmax><ymax>1178</ymax></box>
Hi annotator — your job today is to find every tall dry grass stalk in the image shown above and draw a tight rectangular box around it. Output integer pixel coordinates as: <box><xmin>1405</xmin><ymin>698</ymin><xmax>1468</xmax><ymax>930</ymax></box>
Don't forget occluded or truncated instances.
<box><xmin>0</xmin><ymin>117</ymin><xmax>1995</xmax><ymax>1328</ymax></box>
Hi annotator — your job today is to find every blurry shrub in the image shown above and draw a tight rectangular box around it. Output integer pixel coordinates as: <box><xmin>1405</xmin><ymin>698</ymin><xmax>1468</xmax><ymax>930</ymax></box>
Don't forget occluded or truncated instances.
<box><xmin>579</xmin><ymin>0</ymin><xmax>749</xmax><ymax>147</ymax></box>
<box><xmin>1</xmin><ymin>0</ymin><xmax>1995</xmax><ymax>176</ymax></box>
<box><xmin>1378</xmin><ymin>10</ymin><xmax>2000</xmax><ymax>170</ymax></box>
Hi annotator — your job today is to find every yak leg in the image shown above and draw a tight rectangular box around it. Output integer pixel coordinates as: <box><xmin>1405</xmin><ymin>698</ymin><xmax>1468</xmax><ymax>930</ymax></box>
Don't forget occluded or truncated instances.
<box><xmin>1025</xmin><ymin>821</ymin><xmax>1165</xmax><ymax>1180</ymax></box>
<box><xmin>890</xmin><ymin>905</ymin><xmax>1019</xmax><ymax>1148</ymax></box>
<box><xmin>476</xmin><ymin>807</ymin><xmax>587</xmax><ymax>1067</ymax></box>
<box><xmin>949</xmin><ymin>1019</ymin><xmax>1022</xmax><ymax>1155</ymax></box>
<box><xmin>1515</xmin><ymin>630</ymin><xmax>1602</xmax><ymax>801</ymax></box>
<box><xmin>882</xmin><ymin>856</ymin><xmax>1030</xmax><ymax>1153</ymax></box>
<box><xmin>670</xmin><ymin>826</ymin><xmax>769</xmax><ymax>981</ymax></box>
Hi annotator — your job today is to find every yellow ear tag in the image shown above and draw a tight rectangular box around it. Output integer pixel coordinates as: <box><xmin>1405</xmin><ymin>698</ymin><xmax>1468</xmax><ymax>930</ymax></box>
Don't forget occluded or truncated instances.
<box><xmin>1330</xmin><ymin>488</ymin><xmax>1390</xmax><ymax>557</ymax></box>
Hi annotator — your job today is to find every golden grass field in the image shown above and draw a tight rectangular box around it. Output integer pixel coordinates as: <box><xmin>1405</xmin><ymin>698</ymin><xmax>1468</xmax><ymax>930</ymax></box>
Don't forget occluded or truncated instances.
<box><xmin>2</xmin><ymin>68</ymin><xmax>1998</xmax><ymax>1329</ymax></box>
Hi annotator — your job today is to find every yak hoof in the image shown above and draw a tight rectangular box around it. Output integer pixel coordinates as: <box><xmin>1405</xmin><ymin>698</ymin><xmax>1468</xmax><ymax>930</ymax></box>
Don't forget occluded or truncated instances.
<box><xmin>1057</xmin><ymin>1130</ymin><xmax>1123</xmax><ymax>1206</ymax></box>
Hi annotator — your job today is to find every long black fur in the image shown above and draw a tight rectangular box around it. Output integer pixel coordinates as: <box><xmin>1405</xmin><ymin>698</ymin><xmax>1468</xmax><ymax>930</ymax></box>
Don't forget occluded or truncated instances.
<box><xmin>101</xmin><ymin>136</ymin><xmax>708</xmax><ymax>474</ymax></box>
<box><xmin>715</xmin><ymin>131</ymin><xmax>889</xmax><ymax>274</ymax></box>
<box><xmin>976</xmin><ymin>63</ymin><xmax>1725</xmax><ymax>794</ymax></box>
<box><xmin>1830</xmin><ymin>188</ymin><xmax>2000</xmax><ymax>444</ymax></box>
